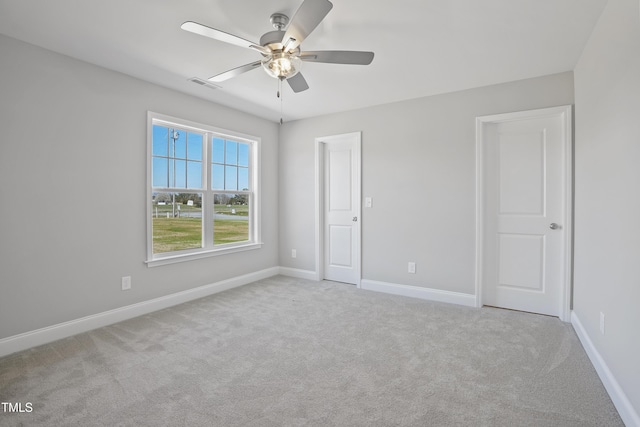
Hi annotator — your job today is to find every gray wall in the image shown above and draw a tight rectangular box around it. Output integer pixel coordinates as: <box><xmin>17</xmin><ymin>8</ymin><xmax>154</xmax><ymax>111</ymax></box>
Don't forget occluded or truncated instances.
<box><xmin>0</xmin><ymin>35</ymin><xmax>279</xmax><ymax>339</ymax></box>
<box><xmin>279</xmin><ymin>72</ymin><xmax>574</xmax><ymax>294</ymax></box>
<box><xmin>574</xmin><ymin>0</ymin><xmax>640</xmax><ymax>413</ymax></box>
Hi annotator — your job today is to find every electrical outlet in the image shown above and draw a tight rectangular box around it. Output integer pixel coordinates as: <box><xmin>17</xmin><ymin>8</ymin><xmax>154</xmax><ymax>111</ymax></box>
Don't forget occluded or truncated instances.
<box><xmin>122</xmin><ymin>276</ymin><xmax>131</xmax><ymax>291</ymax></box>
<box><xmin>291</xmin><ymin>249</ymin><xmax>297</xmax><ymax>258</ymax></box>
<box><xmin>365</xmin><ymin>197</ymin><xmax>373</xmax><ymax>208</ymax></box>
<box><xmin>408</xmin><ymin>262</ymin><xmax>416</xmax><ymax>274</ymax></box>
<box><xmin>600</xmin><ymin>312</ymin><xmax>605</xmax><ymax>334</ymax></box>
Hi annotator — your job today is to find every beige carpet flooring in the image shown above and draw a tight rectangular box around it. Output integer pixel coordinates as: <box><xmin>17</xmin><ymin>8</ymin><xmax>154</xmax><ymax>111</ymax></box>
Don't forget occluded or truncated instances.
<box><xmin>0</xmin><ymin>276</ymin><xmax>623</xmax><ymax>426</ymax></box>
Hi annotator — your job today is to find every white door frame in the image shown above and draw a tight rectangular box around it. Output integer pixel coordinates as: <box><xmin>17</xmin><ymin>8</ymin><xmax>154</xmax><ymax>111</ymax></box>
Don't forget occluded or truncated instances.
<box><xmin>315</xmin><ymin>132</ymin><xmax>362</xmax><ymax>287</ymax></box>
<box><xmin>475</xmin><ymin>106</ymin><xmax>573</xmax><ymax>321</ymax></box>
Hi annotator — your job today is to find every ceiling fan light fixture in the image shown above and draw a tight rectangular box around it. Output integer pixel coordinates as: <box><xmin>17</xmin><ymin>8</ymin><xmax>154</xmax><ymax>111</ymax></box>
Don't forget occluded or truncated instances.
<box><xmin>261</xmin><ymin>52</ymin><xmax>302</xmax><ymax>79</ymax></box>
<box><xmin>182</xmin><ymin>0</ymin><xmax>374</xmax><ymax>95</ymax></box>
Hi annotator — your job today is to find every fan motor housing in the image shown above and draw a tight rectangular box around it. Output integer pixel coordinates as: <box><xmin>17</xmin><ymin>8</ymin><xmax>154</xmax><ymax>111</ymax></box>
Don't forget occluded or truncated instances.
<box><xmin>260</xmin><ymin>30</ymin><xmax>286</xmax><ymax>51</ymax></box>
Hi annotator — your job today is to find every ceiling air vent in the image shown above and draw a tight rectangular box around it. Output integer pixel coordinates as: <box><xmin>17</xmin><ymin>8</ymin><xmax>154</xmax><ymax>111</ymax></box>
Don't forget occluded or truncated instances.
<box><xmin>188</xmin><ymin>77</ymin><xmax>221</xmax><ymax>90</ymax></box>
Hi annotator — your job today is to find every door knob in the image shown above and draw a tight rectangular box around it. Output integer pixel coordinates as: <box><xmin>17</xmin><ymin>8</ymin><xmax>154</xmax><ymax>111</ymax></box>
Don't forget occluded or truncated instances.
<box><xmin>549</xmin><ymin>223</ymin><xmax>560</xmax><ymax>230</ymax></box>
<box><xmin>352</xmin><ymin>216</ymin><xmax>358</xmax><ymax>222</ymax></box>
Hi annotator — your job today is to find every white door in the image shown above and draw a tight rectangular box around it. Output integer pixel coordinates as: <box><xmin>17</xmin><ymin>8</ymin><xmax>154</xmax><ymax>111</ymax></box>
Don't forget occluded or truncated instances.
<box><xmin>478</xmin><ymin>106</ymin><xmax>572</xmax><ymax>318</ymax></box>
<box><xmin>321</xmin><ymin>133</ymin><xmax>361</xmax><ymax>285</ymax></box>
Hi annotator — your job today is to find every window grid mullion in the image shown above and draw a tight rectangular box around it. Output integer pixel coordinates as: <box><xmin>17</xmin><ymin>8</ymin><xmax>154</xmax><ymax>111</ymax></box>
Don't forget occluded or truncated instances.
<box><xmin>184</xmin><ymin>132</ymin><xmax>188</xmax><ymax>188</ymax></box>
<box><xmin>223</xmin><ymin>140</ymin><xmax>227</xmax><ymax>190</ymax></box>
<box><xmin>204</xmin><ymin>132</ymin><xmax>214</xmax><ymax>249</ymax></box>
<box><xmin>165</xmin><ymin>131</ymin><xmax>170</xmax><ymax>188</ymax></box>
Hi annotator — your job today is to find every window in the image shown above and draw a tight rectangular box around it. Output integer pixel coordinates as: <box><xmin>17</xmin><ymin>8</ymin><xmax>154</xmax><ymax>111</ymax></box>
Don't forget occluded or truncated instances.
<box><xmin>147</xmin><ymin>112</ymin><xmax>261</xmax><ymax>266</ymax></box>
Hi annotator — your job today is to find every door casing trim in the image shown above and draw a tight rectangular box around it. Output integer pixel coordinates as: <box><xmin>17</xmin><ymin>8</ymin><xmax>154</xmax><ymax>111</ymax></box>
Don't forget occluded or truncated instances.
<box><xmin>475</xmin><ymin>106</ymin><xmax>573</xmax><ymax>321</ymax></box>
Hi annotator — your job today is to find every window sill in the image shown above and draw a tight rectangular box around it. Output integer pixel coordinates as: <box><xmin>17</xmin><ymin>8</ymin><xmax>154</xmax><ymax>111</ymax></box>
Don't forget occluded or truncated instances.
<box><xmin>146</xmin><ymin>242</ymin><xmax>263</xmax><ymax>267</ymax></box>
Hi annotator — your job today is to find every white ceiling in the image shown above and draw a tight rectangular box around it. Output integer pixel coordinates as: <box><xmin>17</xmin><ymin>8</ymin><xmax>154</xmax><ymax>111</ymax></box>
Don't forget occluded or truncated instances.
<box><xmin>0</xmin><ymin>0</ymin><xmax>606</xmax><ymax>123</ymax></box>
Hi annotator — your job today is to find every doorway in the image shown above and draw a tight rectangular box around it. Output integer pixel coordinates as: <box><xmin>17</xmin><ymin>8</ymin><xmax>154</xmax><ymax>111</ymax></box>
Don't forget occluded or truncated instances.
<box><xmin>315</xmin><ymin>132</ymin><xmax>361</xmax><ymax>286</ymax></box>
<box><xmin>476</xmin><ymin>106</ymin><xmax>572</xmax><ymax>320</ymax></box>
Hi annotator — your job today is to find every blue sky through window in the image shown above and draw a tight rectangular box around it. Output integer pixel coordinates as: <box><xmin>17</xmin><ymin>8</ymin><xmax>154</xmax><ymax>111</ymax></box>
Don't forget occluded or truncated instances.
<box><xmin>226</xmin><ymin>141</ymin><xmax>238</xmax><ymax>165</ymax></box>
<box><xmin>152</xmin><ymin>125</ymin><xmax>204</xmax><ymax>189</ymax></box>
<box><xmin>153</xmin><ymin>127</ymin><xmax>249</xmax><ymax>191</ymax></box>
<box><xmin>212</xmin><ymin>138</ymin><xmax>250</xmax><ymax>191</ymax></box>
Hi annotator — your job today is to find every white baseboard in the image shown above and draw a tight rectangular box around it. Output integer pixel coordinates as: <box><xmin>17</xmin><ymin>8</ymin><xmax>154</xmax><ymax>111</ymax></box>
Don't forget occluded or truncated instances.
<box><xmin>0</xmin><ymin>267</ymin><xmax>280</xmax><ymax>358</ymax></box>
<box><xmin>278</xmin><ymin>267</ymin><xmax>318</xmax><ymax>281</ymax></box>
<box><xmin>571</xmin><ymin>311</ymin><xmax>640</xmax><ymax>427</ymax></box>
<box><xmin>360</xmin><ymin>279</ymin><xmax>476</xmax><ymax>307</ymax></box>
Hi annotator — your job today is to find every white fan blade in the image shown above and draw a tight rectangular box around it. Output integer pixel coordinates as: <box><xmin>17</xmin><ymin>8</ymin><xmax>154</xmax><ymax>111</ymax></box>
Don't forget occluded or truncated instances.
<box><xmin>300</xmin><ymin>50</ymin><xmax>374</xmax><ymax>65</ymax></box>
<box><xmin>287</xmin><ymin>73</ymin><xmax>309</xmax><ymax>93</ymax></box>
<box><xmin>181</xmin><ymin>21</ymin><xmax>270</xmax><ymax>55</ymax></box>
<box><xmin>282</xmin><ymin>0</ymin><xmax>333</xmax><ymax>52</ymax></box>
<box><xmin>209</xmin><ymin>61</ymin><xmax>262</xmax><ymax>83</ymax></box>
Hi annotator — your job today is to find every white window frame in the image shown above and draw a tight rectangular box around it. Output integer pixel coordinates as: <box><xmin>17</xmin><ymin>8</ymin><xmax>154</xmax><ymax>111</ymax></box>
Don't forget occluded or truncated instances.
<box><xmin>146</xmin><ymin>111</ymin><xmax>262</xmax><ymax>267</ymax></box>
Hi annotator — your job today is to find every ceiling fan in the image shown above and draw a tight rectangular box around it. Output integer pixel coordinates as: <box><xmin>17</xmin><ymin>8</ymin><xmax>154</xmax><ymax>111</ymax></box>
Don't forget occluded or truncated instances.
<box><xmin>181</xmin><ymin>0</ymin><xmax>374</xmax><ymax>94</ymax></box>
